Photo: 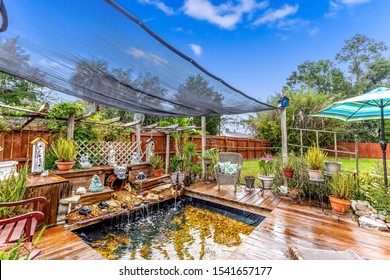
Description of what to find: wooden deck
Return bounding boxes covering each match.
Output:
[34,182,390,260]
[228,199,390,260]
[185,181,282,212]
[37,225,105,260]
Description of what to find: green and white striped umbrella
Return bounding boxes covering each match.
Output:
[312,87,390,190]
[312,87,390,121]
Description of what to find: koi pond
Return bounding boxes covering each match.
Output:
[75,196,265,260]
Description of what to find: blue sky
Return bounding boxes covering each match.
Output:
[124,0,390,103]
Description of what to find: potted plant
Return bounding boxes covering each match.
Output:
[283,153,297,178]
[150,154,164,177]
[328,172,356,214]
[305,147,327,180]
[51,137,77,171]
[170,155,180,173]
[325,160,342,175]
[258,156,275,190]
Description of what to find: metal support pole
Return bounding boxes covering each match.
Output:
[380,102,388,190]
[201,116,206,179]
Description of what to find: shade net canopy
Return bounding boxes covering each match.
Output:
[0,0,274,117]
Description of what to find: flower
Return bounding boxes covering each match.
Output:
[258,156,275,176]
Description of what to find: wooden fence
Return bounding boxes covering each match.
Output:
[0,129,272,167]
[336,142,390,159]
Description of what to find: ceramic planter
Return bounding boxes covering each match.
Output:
[329,196,352,214]
[258,174,275,190]
[308,169,322,180]
[325,161,341,174]
[0,160,18,180]
[55,161,75,171]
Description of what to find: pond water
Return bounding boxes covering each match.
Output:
[75,197,265,260]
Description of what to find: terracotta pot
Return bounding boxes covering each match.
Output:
[283,168,294,178]
[308,169,322,180]
[153,169,163,177]
[329,196,352,214]
[55,161,75,171]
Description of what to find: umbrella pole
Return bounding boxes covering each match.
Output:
[380,102,388,191]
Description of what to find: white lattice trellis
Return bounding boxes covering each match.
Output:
[75,140,143,166]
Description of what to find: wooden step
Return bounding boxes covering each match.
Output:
[130,174,171,190]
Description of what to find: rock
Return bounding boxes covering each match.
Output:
[356,204,368,212]
[133,202,141,207]
[372,209,378,214]
[358,216,388,231]
[387,223,390,229]
[378,214,386,221]
[351,200,358,211]
[121,203,128,209]
[75,187,87,195]
[370,214,378,219]
[146,193,159,202]
[378,211,386,216]
[362,201,371,207]
[375,219,386,225]
[141,190,149,197]
[355,211,367,217]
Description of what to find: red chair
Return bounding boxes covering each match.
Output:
[0,197,47,259]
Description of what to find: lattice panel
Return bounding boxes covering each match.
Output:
[75,140,140,166]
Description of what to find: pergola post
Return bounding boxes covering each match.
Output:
[201,116,206,179]
[136,123,141,155]
[67,113,75,139]
[281,107,288,189]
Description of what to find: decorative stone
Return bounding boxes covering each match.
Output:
[133,202,141,207]
[355,211,368,217]
[114,164,127,180]
[356,204,368,212]
[362,201,371,207]
[97,201,109,209]
[378,214,386,221]
[75,187,87,195]
[79,154,92,169]
[387,223,390,229]
[78,206,91,216]
[351,200,357,211]
[146,193,159,202]
[375,219,386,225]
[141,190,149,197]
[89,174,104,192]
[372,209,378,214]
[358,216,388,231]
[121,203,128,209]
[370,214,378,219]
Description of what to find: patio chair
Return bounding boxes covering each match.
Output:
[288,243,362,260]
[0,197,47,259]
[214,152,243,192]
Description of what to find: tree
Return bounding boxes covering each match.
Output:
[363,58,390,90]
[175,75,223,134]
[335,34,388,94]
[248,90,343,153]
[284,59,351,98]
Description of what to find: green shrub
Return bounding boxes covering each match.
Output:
[305,147,327,170]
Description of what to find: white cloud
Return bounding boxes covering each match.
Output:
[127,47,168,66]
[253,4,299,26]
[189,44,202,56]
[182,0,269,30]
[138,0,175,16]
[340,0,370,5]
[325,0,370,17]
[309,27,320,37]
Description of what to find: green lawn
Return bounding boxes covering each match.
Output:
[241,157,382,184]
